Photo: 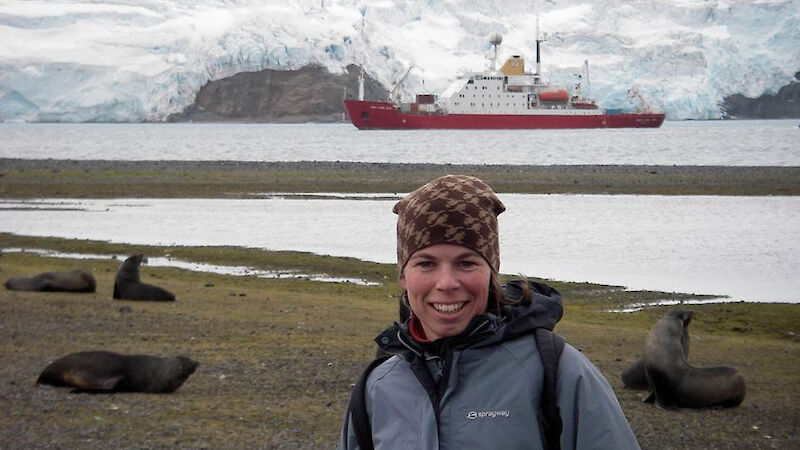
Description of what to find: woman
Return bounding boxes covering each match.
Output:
[340,174,640,449]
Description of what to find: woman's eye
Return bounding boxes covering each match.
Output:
[417,261,434,268]
[459,260,478,268]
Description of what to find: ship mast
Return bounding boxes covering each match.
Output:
[534,13,546,85]
[584,59,590,98]
[489,32,503,71]
[358,69,365,101]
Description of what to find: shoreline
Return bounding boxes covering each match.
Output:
[2,232,796,305]
[2,158,800,197]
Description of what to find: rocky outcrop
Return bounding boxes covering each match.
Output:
[169,65,388,123]
[722,71,800,119]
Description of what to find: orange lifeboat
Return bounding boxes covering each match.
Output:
[539,89,569,102]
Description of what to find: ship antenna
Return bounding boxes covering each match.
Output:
[489,32,503,71]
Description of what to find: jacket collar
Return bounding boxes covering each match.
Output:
[375,312,500,360]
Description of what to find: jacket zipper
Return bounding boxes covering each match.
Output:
[396,318,496,439]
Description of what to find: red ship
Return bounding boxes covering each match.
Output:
[343,33,664,130]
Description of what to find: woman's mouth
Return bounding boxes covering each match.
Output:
[432,302,466,314]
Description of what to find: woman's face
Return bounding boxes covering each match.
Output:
[400,243,491,340]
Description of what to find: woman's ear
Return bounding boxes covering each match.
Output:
[399,276,407,290]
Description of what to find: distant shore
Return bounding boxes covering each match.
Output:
[2,158,799,198]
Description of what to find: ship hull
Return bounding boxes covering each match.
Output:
[344,100,665,129]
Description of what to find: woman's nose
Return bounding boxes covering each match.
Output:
[434,265,460,291]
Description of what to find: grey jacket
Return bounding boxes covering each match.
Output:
[339,286,640,450]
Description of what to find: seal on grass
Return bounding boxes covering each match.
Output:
[37,351,198,393]
[621,312,691,390]
[620,359,650,390]
[643,310,745,409]
[113,253,175,301]
[4,269,97,292]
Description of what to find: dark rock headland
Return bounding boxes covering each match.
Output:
[722,71,800,119]
[167,65,388,123]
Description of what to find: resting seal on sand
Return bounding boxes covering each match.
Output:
[4,269,97,292]
[37,351,198,393]
[643,310,746,409]
[113,253,175,301]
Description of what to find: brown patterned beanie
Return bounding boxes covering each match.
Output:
[393,174,506,273]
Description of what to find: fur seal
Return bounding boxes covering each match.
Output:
[113,253,175,301]
[4,269,96,292]
[37,351,198,393]
[622,312,691,390]
[643,309,746,409]
[620,359,650,390]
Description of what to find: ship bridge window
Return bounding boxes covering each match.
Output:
[467,79,474,84]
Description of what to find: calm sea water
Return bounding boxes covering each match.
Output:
[1,195,798,303]
[1,120,799,165]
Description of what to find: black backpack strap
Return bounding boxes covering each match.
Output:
[534,328,566,450]
[346,355,392,450]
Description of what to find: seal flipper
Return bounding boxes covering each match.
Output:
[68,374,124,393]
[61,369,124,392]
[645,366,680,410]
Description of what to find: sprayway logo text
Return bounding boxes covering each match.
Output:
[466,410,511,420]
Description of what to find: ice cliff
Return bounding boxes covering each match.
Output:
[0,0,798,122]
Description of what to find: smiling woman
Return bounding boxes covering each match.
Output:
[400,244,492,342]
[393,173,503,342]
[401,244,491,341]
[338,174,642,450]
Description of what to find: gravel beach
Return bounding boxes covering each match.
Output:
[2,158,800,197]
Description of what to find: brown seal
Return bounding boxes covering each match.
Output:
[620,359,650,390]
[113,253,175,301]
[4,269,96,292]
[37,351,198,393]
[643,310,746,409]
[622,311,691,390]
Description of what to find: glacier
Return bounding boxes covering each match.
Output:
[0,0,798,123]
